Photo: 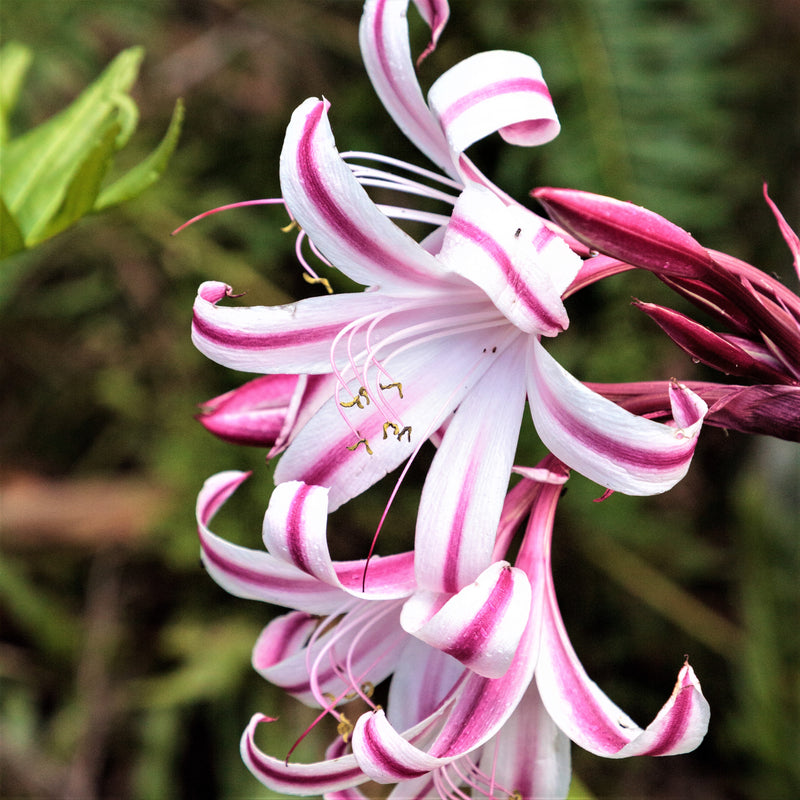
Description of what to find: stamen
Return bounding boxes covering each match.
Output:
[378,204,452,227]
[379,381,404,399]
[361,326,521,591]
[336,712,353,743]
[396,426,412,442]
[340,387,371,409]
[285,601,384,762]
[448,751,517,800]
[353,170,459,205]
[434,765,471,800]
[346,437,373,455]
[382,422,400,439]
[302,272,333,294]
[294,228,336,288]
[341,150,463,191]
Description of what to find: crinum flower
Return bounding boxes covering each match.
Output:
[196,462,710,799]
[192,9,708,596]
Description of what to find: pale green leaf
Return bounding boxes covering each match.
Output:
[0,195,25,259]
[96,98,184,211]
[0,41,33,144]
[0,47,144,238]
[32,120,121,245]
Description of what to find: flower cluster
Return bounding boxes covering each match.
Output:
[187,1,798,797]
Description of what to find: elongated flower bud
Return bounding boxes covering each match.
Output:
[532,187,715,278]
[198,374,303,448]
[198,373,333,456]
[634,300,791,384]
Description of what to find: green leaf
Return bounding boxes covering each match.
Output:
[0,41,33,144]
[33,120,121,245]
[0,195,25,259]
[96,98,185,211]
[0,47,144,241]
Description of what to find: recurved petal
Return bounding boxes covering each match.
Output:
[438,184,579,335]
[192,281,395,374]
[262,481,339,584]
[253,601,408,707]
[263,480,417,599]
[250,610,319,679]
[280,98,453,291]
[359,0,454,174]
[527,338,707,495]
[196,472,347,613]
[535,541,710,757]
[352,580,542,783]
[400,561,531,678]
[242,714,367,795]
[477,683,572,800]
[429,51,559,155]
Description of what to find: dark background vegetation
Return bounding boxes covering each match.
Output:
[1,1,798,798]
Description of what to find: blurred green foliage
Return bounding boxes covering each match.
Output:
[0,1,798,799]
[0,42,183,259]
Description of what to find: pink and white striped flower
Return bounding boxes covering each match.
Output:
[193,106,707,598]
[197,464,710,799]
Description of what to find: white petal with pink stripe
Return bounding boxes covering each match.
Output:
[429,50,560,155]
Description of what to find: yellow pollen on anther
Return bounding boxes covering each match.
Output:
[379,381,404,399]
[396,426,411,443]
[382,421,400,439]
[347,437,373,455]
[281,220,298,233]
[302,273,333,294]
[322,692,337,704]
[361,682,375,698]
[337,713,354,744]
[509,792,523,800]
[340,386,370,409]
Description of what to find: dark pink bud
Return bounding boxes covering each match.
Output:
[706,384,800,442]
[532,187,715,278]
[634,300,791,384]
[198,374,303,449]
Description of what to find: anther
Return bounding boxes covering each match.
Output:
[281,220,298,233]
[382,421,400,439]
[302,272,333,294]
[510,792,523,800]
[347,437,373,455]
[337,713,354,744]
[396,426,412,442]
[340,386,370,409]
[361,682,375,698]
[379,381,404,399]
